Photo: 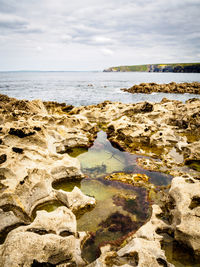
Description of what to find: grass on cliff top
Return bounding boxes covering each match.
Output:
[108,63,200,72]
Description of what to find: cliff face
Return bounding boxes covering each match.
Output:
[149,63,200,73]
[103,63,200,73]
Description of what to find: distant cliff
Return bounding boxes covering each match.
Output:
[103,63,200,73]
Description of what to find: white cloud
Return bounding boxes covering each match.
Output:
[61,34,72,42]
[101,48,114,56]
[36,46,42,52]
[92,36,113,45]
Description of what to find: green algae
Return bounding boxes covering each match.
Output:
[66,147,88,158]
[31,200,62,219]
[53,179,81,192]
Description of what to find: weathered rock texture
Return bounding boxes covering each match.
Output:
[169,177,200,255]
[0,94,97,266]
[0,93,200,266]
[0,207,86,266]
[122,82,200,94]
[70,98,200,177]
[0,94,97,219]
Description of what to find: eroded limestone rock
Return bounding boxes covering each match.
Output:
[169,177,200,255]
[56,186,96,215]
[0,94,200,266]
[122,82,200,95]
[0,207,85,266]
[0,94,98,221]
[0,94,99,266]
[104,98,200,177]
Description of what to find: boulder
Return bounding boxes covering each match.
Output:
[56,187,96,214]
[0,207,85,266]
[169,177,200,255]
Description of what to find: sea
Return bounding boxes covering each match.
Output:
[0,71,200,106]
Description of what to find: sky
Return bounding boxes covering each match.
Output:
[0,0,200,71]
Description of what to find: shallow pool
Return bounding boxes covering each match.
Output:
[53,131,172,262]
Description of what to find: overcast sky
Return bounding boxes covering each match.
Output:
[0,0,199,71]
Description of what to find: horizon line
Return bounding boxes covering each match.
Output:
[0,70,102,72]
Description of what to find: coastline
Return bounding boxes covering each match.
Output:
[103,63,200,73]
[0,93,200,266]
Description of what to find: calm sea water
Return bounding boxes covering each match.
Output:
[0,71,200,106]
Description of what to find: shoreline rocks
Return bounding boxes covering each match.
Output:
[0,93,200,266]
[121,82,200,95]
[0,207,86,266]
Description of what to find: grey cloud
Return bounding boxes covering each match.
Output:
[0,13,44,35]
[58,0,200,51]
[0,0,17,13]
[0,13,28,29]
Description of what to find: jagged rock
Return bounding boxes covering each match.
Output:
[122,82,200,94]
[0,94,200,266]
[43,100,74,114]
[169,177,200,255]
[56,187,96,214]
[105,98,200,176]
[0,207,85,266]
[0,152,82,218]
[29,206,77,235]
[69,101,129,124]
[0,209,26,235]
[115,205,173,267]
[0,94,98,266]
[0,154,7,164]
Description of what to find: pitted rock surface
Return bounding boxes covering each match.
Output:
[0,94,200,266]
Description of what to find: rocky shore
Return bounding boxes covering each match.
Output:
[0,93,200,266]
[121,82,200,95]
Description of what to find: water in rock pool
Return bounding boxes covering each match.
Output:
[68,131,171,185]
[53,131,172,262]
[31,200,63,220]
